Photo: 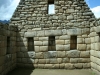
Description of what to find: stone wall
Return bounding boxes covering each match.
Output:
[0,23,17,75]
[9,0,95,69]
[90,18,100,75]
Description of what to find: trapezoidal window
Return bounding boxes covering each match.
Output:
[70,36,77,50]
[7,37,10,54]
[48,0,55,14]
[48,36,56,51]
[28,37,34,51]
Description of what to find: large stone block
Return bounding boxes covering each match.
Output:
[74,63,83,69]
[34,46,40,52]
[37,31,45,37]
[35,52,44,59]
[77,44,87,51]
[56,45,64,51]
[57,58,62,64]
[65,63,74,69]
[63,45,70,51]
[44,51,57,58]
[56,40,65,45]
[70,58,79,63]
[77,38,84,44]
[83,63,90,69]
[39,37,48,41]
[95,43,100,50]
[57,51,66,58]
[85,38,91,44]
[79,58,90,63]
[38,59,46,64]
[67,50,80,58]
[50,58,58,64]
[94,36,99,42]
[45,30,62,36]
[65,40,70,44]
[80,51,90,58]
[43,41,48,46]
[40,46,48,52]
[0,56,4,66]
[67,29,81,35]
[63,58,70,63]
[59,35,70,40]
[24,31,36,37]
[34,41,43,46]
[24,51,35,58]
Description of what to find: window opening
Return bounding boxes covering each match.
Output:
[70,36,77,49]
[28,37,34,51]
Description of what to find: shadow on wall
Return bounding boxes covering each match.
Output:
[7,68,34,75]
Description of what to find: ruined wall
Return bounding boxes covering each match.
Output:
[0,23,17,75]
[90,18,100,75]
[9,0,95,69]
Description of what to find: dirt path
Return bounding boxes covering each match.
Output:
[7,68,95,75]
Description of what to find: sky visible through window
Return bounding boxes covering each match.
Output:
[49,4,55,14]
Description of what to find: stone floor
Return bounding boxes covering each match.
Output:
[7,68,96,75]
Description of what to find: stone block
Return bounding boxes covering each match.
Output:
[85,38,91,44]
[44,64,53,69]
[79,58,90,63]
[17,52,24,58]
[65,63,74,69]
[38,59,46,64]
[67,9,74,13]
[50,58,58,64]
[67,50,80,58]
[46,51,57,58]
[63,58,69,63]
[34,59,38,64]
[37,31,45,37]
[56,45,64,51]
[22,58,27,63]
[43,41,48,46]
[77,38,84,44]
[62,29,67,35]
[77,44,87,51]
[59,35,70,40]
[63,45,70,51]
[0,48,6,56]
[35,52,44,59]
[74,63,83,69]
[40,46,48,52]
[65,40,70,44]
[70,58,79,63]
[34,41,42,46]
[57,51,66,58]
[83,63,90,68]
[59,63,65,69]
[56,40,65,45]
[0,56,4,66]
[80,51,90,58]
[95,36,99,42]
[24,51,35,58]
[67,15,74,20]
[57,58,62,64]
[45,30,62,36]
[20,47,28,52]
[34,46,40,52]
[39,37,48,41]
[87,44,91,50]
[94,26,100,33]
[38,64,44,68]
[67,28,81,35]
[34,37,39,41]
[95,43,100,50]
[24,31,36,37]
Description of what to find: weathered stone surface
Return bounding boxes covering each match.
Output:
[56,45,64,51]
[63,45,70,51]
[39,37,48,41]
[35,52,44,58]
[65,63,74,69]
[85,38,91,44]
[38,59,46,64]
[57,58,63,64]
[24,31,36,37]
[34,46,40,52]
[67,29,81,35]
[37,31,45,37]
[56,40,65,45]
[77,44,87,51]
[34,41,43,46]
[40,46,48,52]
[80,51,90,58]
[77,38,84,44]
[50,58,58,64]
[45,30,62,36]
[74,63,83,69]
[67,50,80,58]
[57,51,66,58]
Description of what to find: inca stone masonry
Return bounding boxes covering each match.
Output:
[0,0,100,75]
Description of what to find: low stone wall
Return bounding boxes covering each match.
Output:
[17,28,91,69]
[0,23,17,75]
[90,18,100,75]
